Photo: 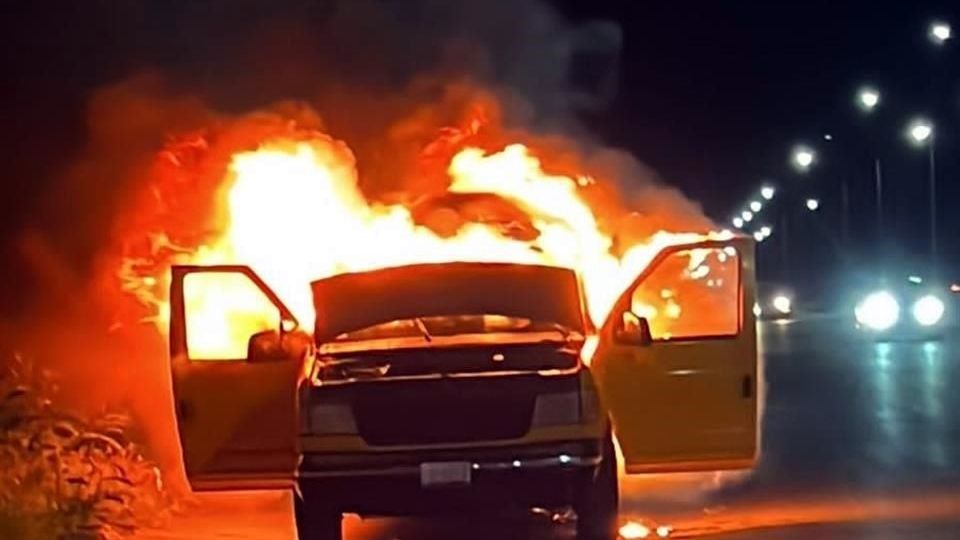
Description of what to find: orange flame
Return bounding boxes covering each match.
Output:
[115,116,729,359]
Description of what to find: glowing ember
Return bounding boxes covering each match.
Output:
[618,520,671,539]
[116,113,731,359]
[619,521,651,539]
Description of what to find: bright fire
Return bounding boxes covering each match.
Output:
[116,117,733,358]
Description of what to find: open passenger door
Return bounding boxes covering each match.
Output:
[169,265,308,491]
[591,237,758,474]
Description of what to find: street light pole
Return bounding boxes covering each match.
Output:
[929,133,937,267]
[841,176,850,245]
[780,212,790,281]
[908,118,937,269]
[874,158,883,247]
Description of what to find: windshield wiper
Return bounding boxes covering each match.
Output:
[545,323,586,344]
[413,318,433,342]
[318,357,391,379]
[548,322,571,339]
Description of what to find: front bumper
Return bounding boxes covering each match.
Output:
[297,440,601,516]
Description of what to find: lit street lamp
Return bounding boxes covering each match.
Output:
[792,146,816,171]
[750,200,763,212]
[759,225,772,238]
[741,210,754,222]
[909,119,933,143]
[930,21,952,44]
[753,231,765,242]
[806,198,820,211]
[857,86,880,111]
[732,216,744,229]
[761,186,775,200]
[907,118,938,266]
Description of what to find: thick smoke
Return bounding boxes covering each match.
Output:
[31,0,709,281]
[7,0,714,498]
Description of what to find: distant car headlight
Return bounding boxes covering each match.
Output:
[772,294,792,314]
[855,291,900,331]
[912,295,945,326]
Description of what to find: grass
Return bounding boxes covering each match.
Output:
[0,353,170,539]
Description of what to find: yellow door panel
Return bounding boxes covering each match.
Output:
[592,238,758,473]
[169,266,304,491]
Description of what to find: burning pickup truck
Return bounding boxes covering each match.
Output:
[167,237,758,540]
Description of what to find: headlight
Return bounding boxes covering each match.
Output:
[912,295,945,326]
[855,291,900,331]
[772,294,792,314]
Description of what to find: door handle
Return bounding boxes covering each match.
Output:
[741,375,753,399]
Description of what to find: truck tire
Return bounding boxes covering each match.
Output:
[575,434,619,540]
[294,491,342,540]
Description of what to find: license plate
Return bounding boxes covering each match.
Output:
[420,462,471,488]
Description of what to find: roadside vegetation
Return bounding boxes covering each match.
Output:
[0,353,170,539]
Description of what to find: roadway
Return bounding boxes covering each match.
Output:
[141,316,960,539]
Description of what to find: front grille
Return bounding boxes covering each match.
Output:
[353,378,536,445]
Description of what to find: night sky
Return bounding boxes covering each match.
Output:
[1,0,959,312]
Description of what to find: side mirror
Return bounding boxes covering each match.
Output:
[247,329,313,363]
[247,330,288,363]
[614,310,653,346]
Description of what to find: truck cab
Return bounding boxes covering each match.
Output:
[167,237,758,539]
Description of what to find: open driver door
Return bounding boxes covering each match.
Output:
[169,265,308,491]
[591,237,758,474]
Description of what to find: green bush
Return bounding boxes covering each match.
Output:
[0,354,170,539]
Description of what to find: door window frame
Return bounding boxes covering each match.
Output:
[169,265,299,361]
[612,240,745,344]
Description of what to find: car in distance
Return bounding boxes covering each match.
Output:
[755,281,795,321]
[852,274,950,341]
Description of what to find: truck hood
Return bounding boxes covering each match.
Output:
[310,262,586,343]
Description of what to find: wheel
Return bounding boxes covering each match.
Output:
[294,489,342,540]
[575,434,619,540]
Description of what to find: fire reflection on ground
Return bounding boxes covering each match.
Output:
[136,487,960,539]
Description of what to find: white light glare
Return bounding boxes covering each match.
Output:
[930,22,952,43]
[912,295,945,326]
[855,291,900,331]
[759,225,772,237]
[732,216,744,228]
[772,294,792,314]
[741,210,754,222]
[909,119,933,143]
[792,146,815,170]
[753,231,765,242]
[761,186,775,200]
[750,200,763,212]
[858,87,880,110]
[806,198,820,211]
